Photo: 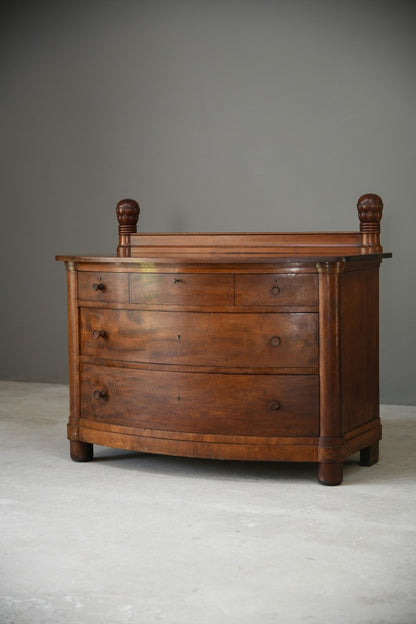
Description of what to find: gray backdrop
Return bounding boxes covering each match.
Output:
[1,1,415,404]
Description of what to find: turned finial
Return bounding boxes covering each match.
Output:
[116,198,140,257]
[357,193,383,253]
[116,198,140,233]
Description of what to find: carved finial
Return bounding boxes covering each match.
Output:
[357,193,383,252]
[116,199,140,257]
[357,193,383,227]
[116,198,140,234]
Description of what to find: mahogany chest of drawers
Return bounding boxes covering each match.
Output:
[57,193,391,485]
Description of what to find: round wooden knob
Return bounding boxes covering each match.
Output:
[270,336,281,347]
[92,283,105,291]
[92,329,106,339]
[270,285,280,296]
[94,389,107,400]
[270,401,281,411]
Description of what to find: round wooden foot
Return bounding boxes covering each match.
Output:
[360,441,379,466]
[70,440,93,462]
[318,462,343,486]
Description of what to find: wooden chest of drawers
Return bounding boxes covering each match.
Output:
[57,194,391,485]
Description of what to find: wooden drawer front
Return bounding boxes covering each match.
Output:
[130,273,233,306]
[80,309,318,368]
[235,274,318,306]
[78,272,129,303]
[80,364,319,437]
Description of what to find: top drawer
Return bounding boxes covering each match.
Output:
[235,274,318,306]
[130,273,234,306]
[78,272,129,303]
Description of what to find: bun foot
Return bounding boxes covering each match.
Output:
[318,461,343,486]
[360,441,379,466]
[70,440,93,462]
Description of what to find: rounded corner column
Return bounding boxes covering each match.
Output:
[316,260,345,486]
[318,461,343,486]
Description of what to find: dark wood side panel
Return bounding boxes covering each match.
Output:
[341,265,380,432]
[80,364,319,437]
[79,309,318,368]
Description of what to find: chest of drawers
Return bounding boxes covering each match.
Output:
[57,193,391,485]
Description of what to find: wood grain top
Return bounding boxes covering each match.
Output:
[56,248,392,265]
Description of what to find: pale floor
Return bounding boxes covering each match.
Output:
[0,381,415,624]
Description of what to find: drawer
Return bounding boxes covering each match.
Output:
[80,364,319,437]
[235,274,318,306]
[80,308,318,368]
[78,272,129,303]
[130,273,233,306]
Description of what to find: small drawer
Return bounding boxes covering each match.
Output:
[78,272,129,303]
[130,273,233,306]
[80,364,319,437]
[235,274,318,306]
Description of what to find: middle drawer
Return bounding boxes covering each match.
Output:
[130,273,234,306]
[80,308,318,368]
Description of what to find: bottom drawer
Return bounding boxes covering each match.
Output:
[80,364,319,437]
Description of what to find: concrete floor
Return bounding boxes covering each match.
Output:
[0,381,415,624]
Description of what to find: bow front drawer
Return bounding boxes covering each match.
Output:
[130,273,233,306]
[79,308,318,368]
[235,274,318,306]
[78,272,129,303]
[80,364,319,437]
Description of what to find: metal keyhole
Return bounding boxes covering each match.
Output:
[94,389,107,400]
[270,336,281,347]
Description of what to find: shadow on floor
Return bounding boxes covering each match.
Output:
[86,446,369,485]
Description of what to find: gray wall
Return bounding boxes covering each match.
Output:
[1,1,415,404]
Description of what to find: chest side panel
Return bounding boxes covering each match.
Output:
[341,265,380,432]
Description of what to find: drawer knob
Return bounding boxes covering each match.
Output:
[92,283,105,291]
[94,389,107,400]
[270,401,281,412]
[270,336,281,347]
[173,278,183,284]
[92,329,106,339]
[270,285,280,296]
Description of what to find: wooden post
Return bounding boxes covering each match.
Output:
[357,193,383,253]
[66,261,93,461]
[317,260,344,485]
[116,199,140,257]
